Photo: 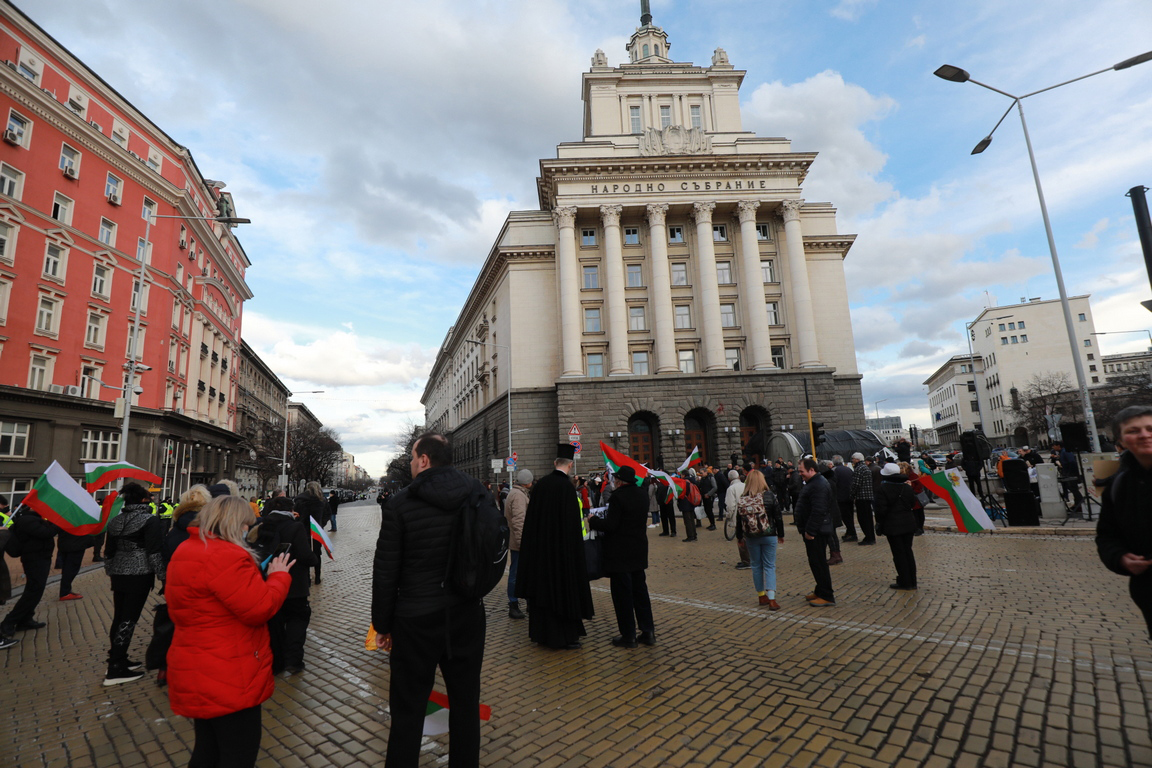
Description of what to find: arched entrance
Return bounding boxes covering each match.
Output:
[740,405,771,464]
[1013,426,1029,448]
[683,408,715,466]
[628,412,659,466]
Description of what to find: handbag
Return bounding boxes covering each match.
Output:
[915,490,929,507]
[584,536,604,581]
[737,494,774,537]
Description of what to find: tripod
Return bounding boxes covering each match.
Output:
[1059,451,1097,524]
[966,462,1007,526]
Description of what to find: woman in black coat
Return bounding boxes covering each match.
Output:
[587,466,655,649]
[294,482,328,585]
[873,463,918,590]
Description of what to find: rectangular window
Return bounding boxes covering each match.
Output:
[146,147,162,173]
[668,226,684,244]
[98,218,116,246]
[6,111,29,146]
[105,173,122,199]
[81,366,100,398]
[678,350,696,374]
[756,223,772,241]
[0,164,22,198]
[1008,322,1016,330]
[1089,364,1097,372]
[142,197,156,222]
[85,312,104,347]
[716,261,732,284]
[1092,375,1100,383]
[92,264,109,296]
[626,263,643,287]
[81,429,121,462]
[131,280,149,312]
[674,305,692,329]
[0,222,11,260]
[1087,353,1094,360]
[629,105,642,134]
[1020,334,1028,343]
[51,193,73,224]
[671,262,688,286]
[1078,313,1087,322]
[1084,338,1092,347]
[1018,320,1026,329]
[713,224,727,242]
[584,307,601,333]
[28,354,49,389]
[44,244,64,279]
[60,144,80,175]
[628,305,646,331]
[720,303,737,327]
[631,351,649,375]
[971,401,980,412]
[0,422,29,457]
[111,122,128,148]
[35,297,57,333]
[1001,337,1008,345]
[137,238,152,264]
[581,228,596,246]
[16,62,36,82]
[761,260,775,283]
[766,301,780,325]
[582,265,599,289]
[587,353,604,378]
[725,348,740,370]
[624,227,639,245]
[659,105,671,129]
[126,326,145,360]
[998,323,1006,331]
[1011,336,1018,344]
[690,105,702,129]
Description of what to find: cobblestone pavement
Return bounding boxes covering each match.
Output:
[2,500,1150,767]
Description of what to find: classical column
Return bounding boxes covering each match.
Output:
[600,204,630,375]
[736,201,775,369]
[646,203,677,373]
[780,199,821,367]
[553,206,584,377]
[692,201,727,372]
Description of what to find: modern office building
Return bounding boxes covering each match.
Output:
[923,354,983,450]
[422,8,865,481]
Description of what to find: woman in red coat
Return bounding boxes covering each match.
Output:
[166,495,294,768]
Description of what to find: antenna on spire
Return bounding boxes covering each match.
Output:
[640,0,652,26]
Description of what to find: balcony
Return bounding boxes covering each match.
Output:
[219,392,226,404]
[211,351,219,366]
[209,387,216,398]
[200,343,209,358]
[221,357,228,371]
[197,380,206,392]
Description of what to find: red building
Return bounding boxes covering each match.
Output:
[0,2,253,502]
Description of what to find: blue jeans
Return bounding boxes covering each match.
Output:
[744,535,778,594]
[507,550,519,604]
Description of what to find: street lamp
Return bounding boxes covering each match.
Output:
[464,338,513,478]
[282,391,324,494]
[933,51,1152,452]
[965,314,1012,436]
[119,214,251,465]
[1091,329,1152,349]
[873,399,888,420]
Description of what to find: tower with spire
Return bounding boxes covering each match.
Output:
[627,0,671,64]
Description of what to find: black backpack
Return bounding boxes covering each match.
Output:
[444,484,509,601]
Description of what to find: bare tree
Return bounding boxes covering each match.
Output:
[1011,371,1081,443]
[384,421,426,489]
[287,423,344,490]
[237,414,286,493]
[1089,369,1152,444]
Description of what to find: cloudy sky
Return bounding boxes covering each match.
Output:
[24,0,1152,473]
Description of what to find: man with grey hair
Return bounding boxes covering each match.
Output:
[850,452,877,545]
[505,469,533,620]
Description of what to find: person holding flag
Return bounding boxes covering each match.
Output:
[0,501,59,643]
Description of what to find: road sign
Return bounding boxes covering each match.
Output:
[568,423,581,438]
[511,451,518,462]
[506,457,516,470]
[571,440,582,459]
[491,459,504,472]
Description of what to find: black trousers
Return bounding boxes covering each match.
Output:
[803,535,834,601]
[108,588,151,669]
[2,555,50,631]
[189,704,262,768]
[386,601,485,768]
[268,597,311,672]
[659,503,676,535]
[702,497,715,526]
[58,550,84,596]
[1130,573,1152,639]
[679,505,697,540]
[887,532,917,588]
[312,541,323,583]
[90,531,106,558]
[853,499,876,541]
[608,570,654,639]
[839,500,857,538]
[825,530,841,555]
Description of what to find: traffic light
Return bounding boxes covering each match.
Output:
[812,422,827,446]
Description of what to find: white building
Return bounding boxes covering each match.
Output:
[422,7,864,480]
[924,354,983,450]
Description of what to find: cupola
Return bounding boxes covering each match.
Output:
[626,0,672,64]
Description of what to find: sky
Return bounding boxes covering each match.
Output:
[22,0,1152,474]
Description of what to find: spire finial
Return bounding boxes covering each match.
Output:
[640,0,652,26]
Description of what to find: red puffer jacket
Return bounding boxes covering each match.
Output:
[166,528,290,719]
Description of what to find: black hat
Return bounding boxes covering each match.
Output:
[616,465,637,483]
[207,483,230,498]
[556,443,576,460]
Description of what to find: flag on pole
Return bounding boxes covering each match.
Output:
[84,461,162,493]
[599,442,648,485]
[919,468,995,533]
[422,689,492,736]
[309,516,334,559]
[23,461,110,535]
[676,446,702,473]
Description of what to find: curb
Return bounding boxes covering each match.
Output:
[923,523,1095,537]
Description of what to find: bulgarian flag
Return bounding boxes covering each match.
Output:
[84,461,162,493]
[423,690,492,736]
[23,461,112,535]
[677,446,702,473]
[600,442,648,486]
[647,469,684,503]
[920,468,995,533]
[309,516,334,559]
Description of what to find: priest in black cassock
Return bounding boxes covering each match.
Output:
[515,444,594,649]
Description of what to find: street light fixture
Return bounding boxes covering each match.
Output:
[282,390,325,494]
[464,338,513,478]
[873,399,888,420]
[933,50,1152,452]
[119,214,251,465]
[965,314,1013,436]
[1091,329,1152,349]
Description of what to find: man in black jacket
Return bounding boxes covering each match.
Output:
[0,506,59,639]
[372,433,490,768]
[258,496,317,674]
[1096,406,1152,637]
[795,458,836,607]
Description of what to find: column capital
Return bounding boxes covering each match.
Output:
[737,200,760,224]
[692,201,716,224]
[646,202,669,226]
[599,204,623,227]
[779,199,804,223]
[553,206,578,230]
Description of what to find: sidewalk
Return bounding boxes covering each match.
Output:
[921,502,1098,536]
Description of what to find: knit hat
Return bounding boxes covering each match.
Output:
[207,483,230,498]
[851,452,864,462]
[880,463,902,477]
[517,469,534,485]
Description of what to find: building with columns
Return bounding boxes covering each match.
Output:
[422,8,865,481]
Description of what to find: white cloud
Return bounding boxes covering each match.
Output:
[829,0,878,22]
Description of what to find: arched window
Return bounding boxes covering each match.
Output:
[643,44,650,58]
[628,414,658,466]
[684,408,715,465]
[654,44,661,56]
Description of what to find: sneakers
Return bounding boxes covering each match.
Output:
[734,562,751,570]
[103,667,145,687]
[60,593,83,601]
[647,524,659,529]
[807,597,836,607]
[126,660,145,671]
[0,637,17,650]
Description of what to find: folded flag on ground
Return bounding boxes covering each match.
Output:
[600,442,648,485]
[423,690,492,736]
[309,516,334,559]
[24,461,112,535]
[919,467,995,533]
[83,461,162,493]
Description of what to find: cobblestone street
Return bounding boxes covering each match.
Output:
[2,500,1150,768]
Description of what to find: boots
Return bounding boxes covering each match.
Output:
[827,552,844,566]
